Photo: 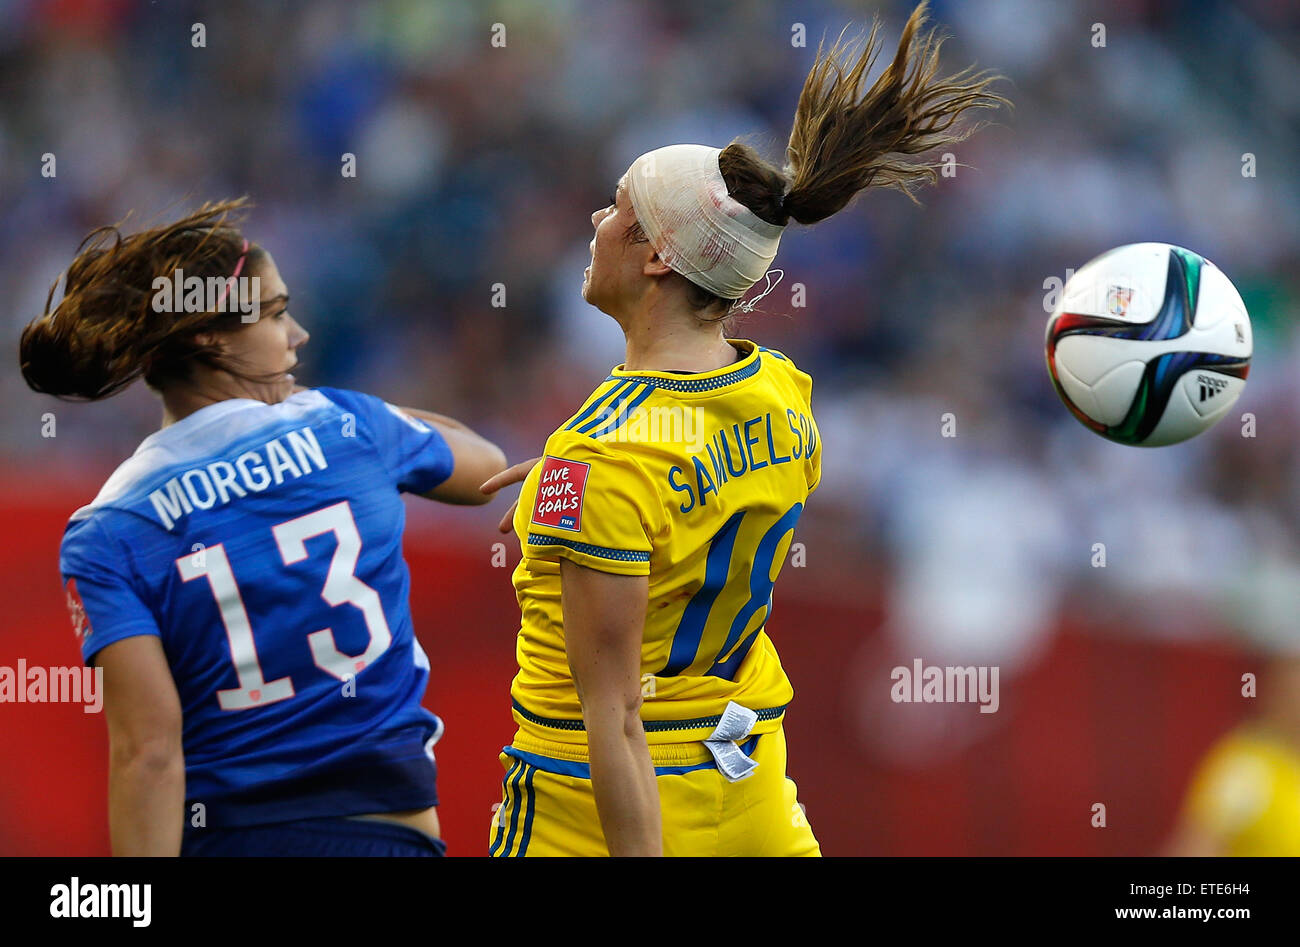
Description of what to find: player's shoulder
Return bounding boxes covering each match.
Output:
[543,423,651,472]
[753,342,814,398]
[535,423,666,526]
[307,385,372,417]
[755,343,793,365]
[529,427,666,543]
[314,386,436,435]
[554,377,635,437]
[60,502,134,572]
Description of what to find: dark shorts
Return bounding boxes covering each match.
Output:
[182,815,446,857]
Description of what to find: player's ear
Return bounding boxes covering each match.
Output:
[643,253,673,278]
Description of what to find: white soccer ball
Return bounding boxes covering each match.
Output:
[1045,242,1252,447]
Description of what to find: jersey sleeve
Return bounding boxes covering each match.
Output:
[60,516,162,665]
[315,387,455,495]
[521,431,659,576]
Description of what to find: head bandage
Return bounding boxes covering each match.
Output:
[626,144,785,307]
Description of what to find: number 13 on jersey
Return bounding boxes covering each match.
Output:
[176,500,393,711]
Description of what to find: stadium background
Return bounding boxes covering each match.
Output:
[2,0,1298,855]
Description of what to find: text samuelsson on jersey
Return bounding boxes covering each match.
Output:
[147,426,327,530]
[667,408,816,513]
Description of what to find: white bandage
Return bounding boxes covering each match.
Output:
[626,144,785,302]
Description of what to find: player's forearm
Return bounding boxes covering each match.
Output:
[108,751,185,856]
[398,405,508,504]
[398,405,478,438]
[585,708,662,856]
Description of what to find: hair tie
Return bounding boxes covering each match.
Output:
[215,238,250,312]
[731,268,784,314]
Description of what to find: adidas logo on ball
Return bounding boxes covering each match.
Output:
[1197,374,1228,403]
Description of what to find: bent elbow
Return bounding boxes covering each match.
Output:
[460,447,508,505]
[477,445,509,497]
[577,686,644,737]
[110,735,183,773]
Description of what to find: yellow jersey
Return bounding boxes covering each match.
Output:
[1182,725,1300,856]
[508,339,820,750]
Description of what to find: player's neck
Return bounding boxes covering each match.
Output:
[620,308,739,374]
[158,377,260,428]
[622,333,739,374]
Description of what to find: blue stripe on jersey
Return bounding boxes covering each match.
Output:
[576,382,646,436]
[574,381,636,434]
[705,501,802,679]
[502,737,762,780]
[708,627,762,680]
[490,760,522,856]
[583,383,655,439]
[758,346,787,360]
[661,511,745,676]
[565,380,632,431]
[503,761,528,856]
[515,765,537,857]
[526,533,650,563]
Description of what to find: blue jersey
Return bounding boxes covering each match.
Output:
[59,388,454,832]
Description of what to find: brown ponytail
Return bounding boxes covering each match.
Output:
[721,0,1009,227]
[19,197,266,400]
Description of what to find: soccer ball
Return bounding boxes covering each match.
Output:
[1045,242,1252,447]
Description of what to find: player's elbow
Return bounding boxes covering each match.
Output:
[462,443,509,504]
[110,733,183,773]
[575,679,644,736]
[423,440,508,505]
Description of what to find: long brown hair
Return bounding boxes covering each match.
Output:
[19,197,267,400]
[634,1,1008,315]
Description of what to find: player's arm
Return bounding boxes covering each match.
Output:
[96,635,185,856]
[396,405,507,506]
[560,558,661,857]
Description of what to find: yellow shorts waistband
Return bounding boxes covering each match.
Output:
[508,697,788,745]
[509,728,719,768]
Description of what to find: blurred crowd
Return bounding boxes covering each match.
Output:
[3,0,1299,671]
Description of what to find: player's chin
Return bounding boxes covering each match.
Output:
[581,277,611,314]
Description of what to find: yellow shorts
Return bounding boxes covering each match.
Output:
[487,725,820,856]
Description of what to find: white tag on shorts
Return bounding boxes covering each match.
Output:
[705,701,759,782]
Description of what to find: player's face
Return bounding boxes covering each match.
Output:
[583,174,650,316]
[217,252,308,403]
